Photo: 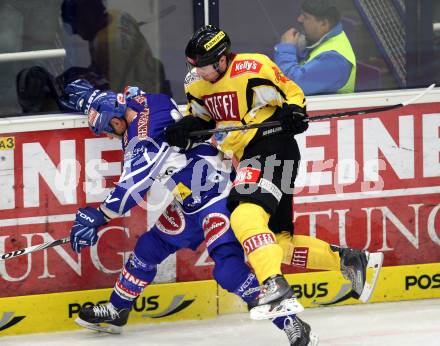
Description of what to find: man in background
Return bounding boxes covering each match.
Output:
[274,0,356,95]
[14,0,172,114]
[61,0,170,94]
[0,0,62,115]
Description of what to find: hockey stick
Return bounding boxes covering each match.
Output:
[188,83,435,137]
[0,237,70,261]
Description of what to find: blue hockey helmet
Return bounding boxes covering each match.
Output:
[87,91,127,135]
[62,79,126,135]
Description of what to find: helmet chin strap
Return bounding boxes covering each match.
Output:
[213,61,222,74]
[212,55,230,80]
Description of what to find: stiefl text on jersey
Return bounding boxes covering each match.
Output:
[203,92,239,121]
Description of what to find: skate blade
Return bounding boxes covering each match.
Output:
[309,332,319,346]
[250,297,304,320]
[75,317,123,334]
[359,252,384,303]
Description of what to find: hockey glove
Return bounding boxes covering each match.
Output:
[59,79,95,112]
[61,79,127,135]
[165,116,215,150]
[16,66,63,113]
[70,207,108,253]
[278,104,309,135]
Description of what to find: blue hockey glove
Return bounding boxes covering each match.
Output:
[70,207,108,253]
[61,79,127,135]
[59,79,95,112]
[278,104,309,135]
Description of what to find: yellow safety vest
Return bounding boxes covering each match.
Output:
[302,31,356,93]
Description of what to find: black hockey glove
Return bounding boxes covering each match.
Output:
[165,116,215,150]
[278,104,309,135]
[16,66,63,113]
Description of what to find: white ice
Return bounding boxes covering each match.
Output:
[1,298,439,346]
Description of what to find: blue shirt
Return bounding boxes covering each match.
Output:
[274,23,352,95]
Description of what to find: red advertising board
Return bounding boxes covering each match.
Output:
[0,128,147,297]
[176,103,440,280]
[1,101,440,289]
[292,103,440,266]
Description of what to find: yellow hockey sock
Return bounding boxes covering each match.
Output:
[230,203,283,283]
[276,232,341,271]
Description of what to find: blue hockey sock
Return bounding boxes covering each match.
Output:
[110,228,179,309]
[110,252,157,309]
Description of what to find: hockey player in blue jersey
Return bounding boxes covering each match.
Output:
[62,79,318,346]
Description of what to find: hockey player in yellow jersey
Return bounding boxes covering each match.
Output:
[165,25,383,345]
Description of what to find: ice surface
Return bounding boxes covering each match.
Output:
[1,299,439,346]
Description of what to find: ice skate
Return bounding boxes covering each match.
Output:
[75,302,130,334]
[333,246,384,303]
[284,316,319,346]
[248,274,304,320]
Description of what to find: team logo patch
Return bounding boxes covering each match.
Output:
[232,167,261,187]
[271,66,290,83]
[203,213,230,247]
[156,202,185,235]
[173,182,192,202]
[242,233,276,255]
[291,247,309,267]
[230,60,262,78]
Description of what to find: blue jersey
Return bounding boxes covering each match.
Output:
[99,88,232,219]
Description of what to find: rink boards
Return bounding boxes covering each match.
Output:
[0,262,439,336]
[1,88,440,336]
